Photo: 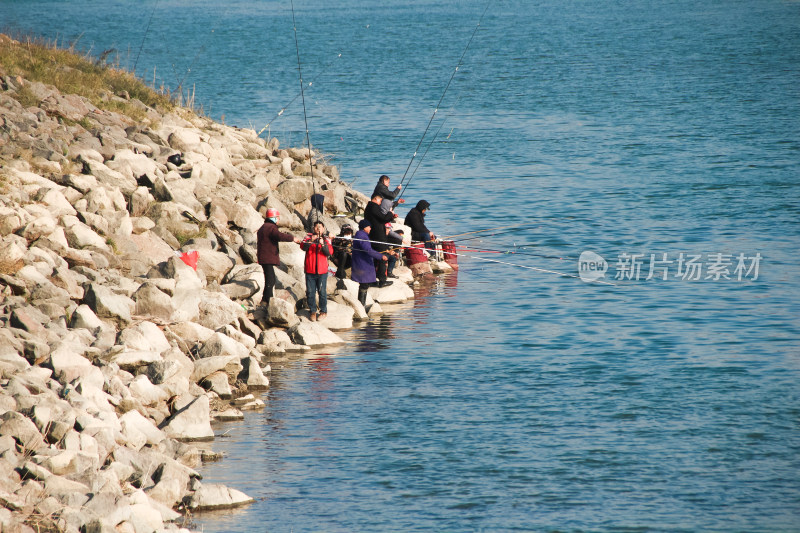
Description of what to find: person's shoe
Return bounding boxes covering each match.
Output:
[318,312,327,320]
[378,280,393,288]
[387,273,398,278]
[310,312,317,322]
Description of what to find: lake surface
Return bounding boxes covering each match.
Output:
[3,0,799,530]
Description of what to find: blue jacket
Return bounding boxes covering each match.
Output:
[351,230,384,284]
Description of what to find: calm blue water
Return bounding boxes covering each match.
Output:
[3,0,800,530]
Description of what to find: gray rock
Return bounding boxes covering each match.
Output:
[187,483,254,511]
[197,291,245,331]
[131,282,175,321]
[197,332,249,360]
[69,304,105,331]
[195,249,235,284]
[191,355,240,383]
[83,284,133,324]
[220,279,259,300]
[0,411,44,452]
[199,371,232,399]
[239,356,269,390]
[267,296,299,327]
[288,322,346,347]
[159,395,214,442]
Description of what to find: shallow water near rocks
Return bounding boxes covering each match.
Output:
[4,0,799,530]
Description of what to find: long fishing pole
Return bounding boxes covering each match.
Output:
[133,0,160,72]
[397,0,491,190]
[346,236,613,286]
[401,95,462,196]
[290,0,318,225]
[441,222,535,241]
[257,52,342,137]
[454,243,571,261]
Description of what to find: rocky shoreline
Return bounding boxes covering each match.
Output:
[0,41,453,532]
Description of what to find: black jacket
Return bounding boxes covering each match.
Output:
[364,201,394,252]
[404,200,431,241]
[372,182,401,201]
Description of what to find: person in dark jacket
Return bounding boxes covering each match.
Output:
[256,208,300,307]
[371,174,405,204]
[300,221,334,321]
[351,219,388,306]
[331,225,354,279]
[404,199,435,255]
[364,194,396,287]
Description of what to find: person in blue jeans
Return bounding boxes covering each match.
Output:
[300,221,333,321]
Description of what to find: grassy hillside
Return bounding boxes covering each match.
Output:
[0,33,174,120]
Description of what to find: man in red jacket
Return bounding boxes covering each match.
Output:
[257,208,300,308]
[300,220,334,321]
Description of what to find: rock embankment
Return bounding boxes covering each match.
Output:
[0,56,453,531]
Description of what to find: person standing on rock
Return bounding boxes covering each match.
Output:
[404,199,436,256]
[301,221,333,322]
[352,219,388,307]
[364,193,396,287]
[332,225,354,280]
[257,208,300,308]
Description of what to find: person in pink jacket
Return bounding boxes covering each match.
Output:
[300,220,334,321]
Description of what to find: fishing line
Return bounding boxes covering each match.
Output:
[400,95,464,198]
[290,0,319,225]
[257,52,343,137]
[442,222,535,241]
[345,236,613,286]
[133,0,160,72]
[397,0,492,189]
[455,243,570,261]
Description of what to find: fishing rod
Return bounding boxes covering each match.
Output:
[344,236,613,286]
[454,243,571,262]
[441,222,536,241]
[401,95,462,196]
[257,52,343,137]
[290,0,319,225]
[452,226,542,243]
[397,0,492,193]
[133,0,160,72]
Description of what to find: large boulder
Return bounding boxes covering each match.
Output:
[106,149,159,182]
[197,291,245,330]
[195,249,235,284]
[187,483,254,511]
[368,281,415,304]
[266,297,299,327]
[238,357,269,390]
[132,282,175,321]
[316,300,355,330]
[288,322,345,347]
[159,395,214,442]
[83,284,134,324]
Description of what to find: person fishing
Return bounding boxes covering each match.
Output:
[351,219,389,307]
[300,220,333,321]
[364,193,396,287]
[372,174,405,205]
[386,228,404,278]
[331,225,354,280]
[404,199,436,255]
[257,208,301,308]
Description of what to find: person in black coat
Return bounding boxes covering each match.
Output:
[372,174,403,203]
[404,199,435,254]
[364,194,396,286]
